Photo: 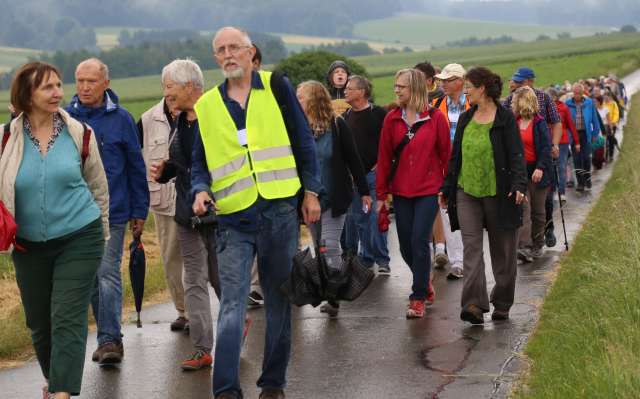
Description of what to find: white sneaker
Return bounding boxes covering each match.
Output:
[559,194,567,205]
[447,265,463,280]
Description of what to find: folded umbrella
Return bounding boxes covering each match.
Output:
[128,238,146,328]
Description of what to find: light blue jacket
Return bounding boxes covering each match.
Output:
[565,96,601,143]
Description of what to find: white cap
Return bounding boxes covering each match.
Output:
[434,63,466,80]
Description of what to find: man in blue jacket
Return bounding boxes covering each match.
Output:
[66,58,150,366]
[565,83,601,192]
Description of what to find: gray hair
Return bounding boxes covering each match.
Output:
[161,59,204,90]
[77,57,109,80]
[212,26,252,49]
[347,75,372,99]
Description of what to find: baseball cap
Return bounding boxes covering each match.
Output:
[511,67,535,83]
[434,63,466,80]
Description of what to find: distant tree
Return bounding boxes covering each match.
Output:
[536,34,552,41]
[402,46,414,53]
[382,47,400,54]
[446,35,516,48]
[557,32,572,39]
[303,41,377,57]
[620,25,637,33]
[274,50,369,87]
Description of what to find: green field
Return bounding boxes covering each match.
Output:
[1,33,639,122]
[0,47,42,74]
[354,13,607,47]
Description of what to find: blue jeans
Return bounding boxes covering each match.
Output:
[392,195,439,300]
[91,223,125,345]
[213,199,299,398]
[573,130,592,187]
[342,170,390,267]
[558,144,570,195]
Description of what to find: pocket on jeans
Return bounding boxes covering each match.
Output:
[275,200,296,216]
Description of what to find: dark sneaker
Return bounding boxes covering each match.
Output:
[377,264,391,275]
[545,228,557,248]
[585,179,592,191]
[181,349,212,371]
[97,342,123,365]
[517,248,533,263]
[460,304,484,325]
[247,290,264,308]
[434,252,449,269]
[447,265,463,280]
[259,387,285,399]
[170,316,189,331]
[530,246,544,258]
[91,347,100,362]
[491,309,510,321]
[319,301,340,317]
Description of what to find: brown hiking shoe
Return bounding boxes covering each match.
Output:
[460,304,485,325]
[96,342,124,365]
[491,308,510,321]
[259,388,285,399]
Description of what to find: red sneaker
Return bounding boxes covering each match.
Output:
[181,350,212,371]
[242,315,252,348]
[426,280,436,305]
[406,299,425,319]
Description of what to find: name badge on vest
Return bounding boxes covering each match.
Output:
[237,128,248,146]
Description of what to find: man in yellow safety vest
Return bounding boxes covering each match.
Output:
[191,26,322,399]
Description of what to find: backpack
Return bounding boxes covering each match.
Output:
[2,121,91,167]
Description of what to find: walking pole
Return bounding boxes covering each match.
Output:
[553,160,569,251]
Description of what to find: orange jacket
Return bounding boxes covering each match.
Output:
[431,95,471,125]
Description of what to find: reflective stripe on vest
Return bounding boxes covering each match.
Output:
[194,70,301,215]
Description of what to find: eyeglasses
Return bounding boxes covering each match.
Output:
[442,78,461,84]
[214,44,250,57]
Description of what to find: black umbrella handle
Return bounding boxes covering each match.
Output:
[137,312,142,328]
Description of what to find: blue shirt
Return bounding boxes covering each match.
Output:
[15,126,101,241]
[447,94,466,142]
[191,71,321,232]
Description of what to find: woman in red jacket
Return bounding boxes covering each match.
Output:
[547,88,580,203]
[376,68,451,318]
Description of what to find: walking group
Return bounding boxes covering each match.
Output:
[0,25,628,399]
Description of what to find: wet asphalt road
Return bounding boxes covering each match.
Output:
[1,71,639,399]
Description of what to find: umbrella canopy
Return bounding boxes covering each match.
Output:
[128,238,146,328]
[280,246,374,307]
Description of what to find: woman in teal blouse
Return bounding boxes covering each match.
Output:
[0,62,109,399]
[439,67,527,325]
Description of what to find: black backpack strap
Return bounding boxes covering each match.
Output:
[387,108,436,184]
[270,70,296,136]
[2,122,10,155]
[433,96,445,111]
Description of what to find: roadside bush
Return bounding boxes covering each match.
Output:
[274,50,369,87]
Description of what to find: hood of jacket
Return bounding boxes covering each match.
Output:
[68,88,121,118]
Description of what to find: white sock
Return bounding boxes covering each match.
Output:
[435,243,446,254]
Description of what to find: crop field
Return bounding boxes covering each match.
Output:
[1,33,639,122]
[273,33,429,53]
[0,47,42,74]
[354,13,607,47]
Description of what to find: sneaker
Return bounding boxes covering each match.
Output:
[377,264,391,275]
[585,179,592,191]
[460,304,484,325]
[530,246,544,258]
[491,309,510,321]
[91,347,100,362]
[447,265,463,280]
[426,281,436,305]
[259,387,286,399]
[517,248,533,263]
[434,252,449,269]
[170,316,189,331]
[545,228,557,248]
[242,315,252,347]
[181,350,212,371]
[406,299,425,319]
[247,291,264,308]
[96,342,123,365]
[319,301,340,317]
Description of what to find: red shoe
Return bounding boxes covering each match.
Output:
[181,350,212,370]
[406,299,425,319]
[242,315,252,348]
[426,280,436,305]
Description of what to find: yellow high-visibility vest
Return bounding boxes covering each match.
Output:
[194,70,301,215]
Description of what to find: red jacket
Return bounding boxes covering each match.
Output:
[376,107,451,199]
[556,100,578,145]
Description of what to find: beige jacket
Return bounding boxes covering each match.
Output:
[140,100,177,216]
[0,108,110,242]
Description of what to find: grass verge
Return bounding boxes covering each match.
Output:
[514,96,640,398]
